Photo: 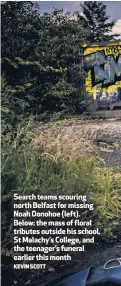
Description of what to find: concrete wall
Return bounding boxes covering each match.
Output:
[83,41,121,111]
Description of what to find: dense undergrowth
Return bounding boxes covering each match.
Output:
[2,118,121,255]
[1,2,121,256]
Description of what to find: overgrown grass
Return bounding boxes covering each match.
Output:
[1,120,121,254]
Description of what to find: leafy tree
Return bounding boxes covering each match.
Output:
[35,9,88,114]
[1,4,88,117]
[79,1,119,42]
[1,1,40,59]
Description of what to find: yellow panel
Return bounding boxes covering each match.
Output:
[83,41,121,102]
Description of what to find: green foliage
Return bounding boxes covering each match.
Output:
[1,3,88,117]
[1,76,17,134]
[1,1,121,257]
[2,121,121,253]
[1,75,30,137]
[1,1,41,59]
[79,1,119,42]
[1,2,118,118]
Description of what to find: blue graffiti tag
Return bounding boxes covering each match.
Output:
[84,50,121,88]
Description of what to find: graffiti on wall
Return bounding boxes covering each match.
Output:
[83,41,121,110]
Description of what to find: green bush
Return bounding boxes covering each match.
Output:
[1,122,121,254]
